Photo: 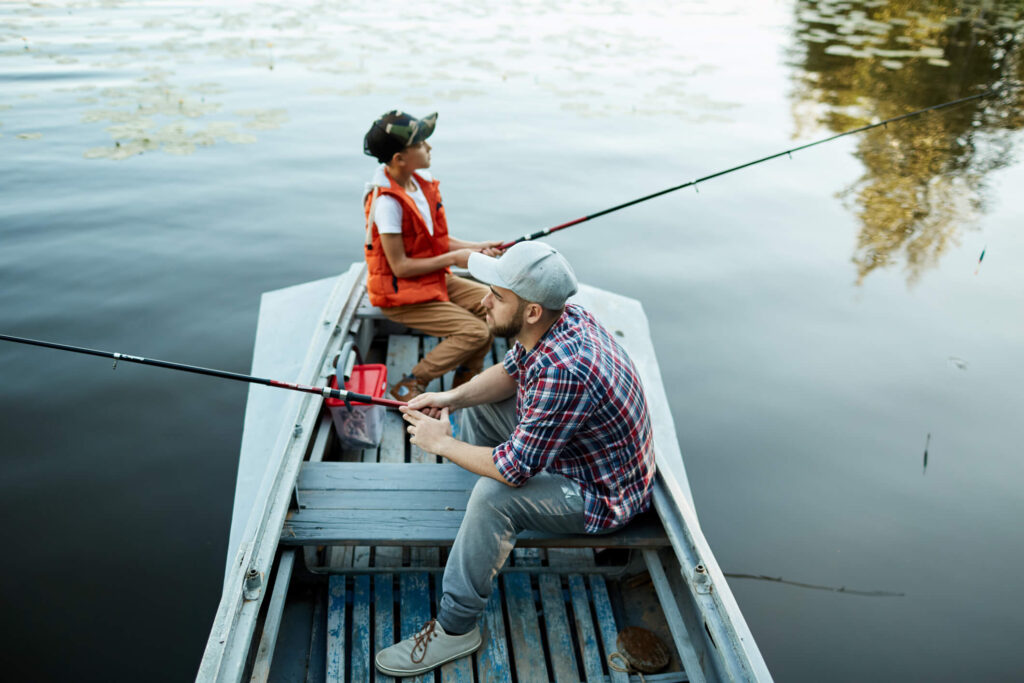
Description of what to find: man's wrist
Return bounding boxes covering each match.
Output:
[436,434,458,459]
[446,387,466,411]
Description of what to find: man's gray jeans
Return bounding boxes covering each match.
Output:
[437,399,587,635]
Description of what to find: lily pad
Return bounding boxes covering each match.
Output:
[825,44,855,56]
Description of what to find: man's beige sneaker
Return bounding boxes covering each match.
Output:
[375,620,482,677]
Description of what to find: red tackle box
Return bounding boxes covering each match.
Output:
[325,364,387,450]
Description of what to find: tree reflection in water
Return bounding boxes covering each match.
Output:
[788,0,1024,284]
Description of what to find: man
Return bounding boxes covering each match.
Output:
[374,241,657,678]
[362,110,502,400]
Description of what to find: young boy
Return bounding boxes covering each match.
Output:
[362,110,502,400]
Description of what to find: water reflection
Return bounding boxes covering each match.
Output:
[789,0,1024,284]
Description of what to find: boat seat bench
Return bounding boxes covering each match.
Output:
[282,462,668,548]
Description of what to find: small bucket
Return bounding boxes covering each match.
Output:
[325,364,387,449]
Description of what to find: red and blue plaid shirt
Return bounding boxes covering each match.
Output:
[493,304,656,533]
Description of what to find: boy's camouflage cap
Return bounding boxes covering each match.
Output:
[363,110,438,163]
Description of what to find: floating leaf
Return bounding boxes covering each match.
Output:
[825,44,856,56]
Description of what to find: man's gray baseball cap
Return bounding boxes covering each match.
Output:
[468,242,578,309]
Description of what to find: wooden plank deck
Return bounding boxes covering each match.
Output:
[321,571,677,683]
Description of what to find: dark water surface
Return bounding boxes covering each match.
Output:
[2,1,1023,680]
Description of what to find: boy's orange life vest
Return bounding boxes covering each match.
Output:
[363,171,450,307]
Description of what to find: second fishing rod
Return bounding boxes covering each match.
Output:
[498,87,1007,250]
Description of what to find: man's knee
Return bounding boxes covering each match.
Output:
[466,477,515,516]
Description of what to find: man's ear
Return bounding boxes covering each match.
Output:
[524,302,544,325]
[390,151,404,166]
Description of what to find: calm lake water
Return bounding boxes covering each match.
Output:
[2,1,1023,680]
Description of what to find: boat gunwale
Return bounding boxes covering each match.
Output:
[197,263,368,682]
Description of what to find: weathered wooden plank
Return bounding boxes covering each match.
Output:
[538,574,580,683]
[299,462,478,491]
[476,580,511,683]
[299,489,473,511]
[305,589,326,683]
[513,547,543,567]
[351,575,372,683]
[351,546,371,569]
[502,573,549,682]
[437,575,475,683]
[283,509,668,548]
[309,412,335,464]
[326,546,353,570]
[250,550,296,682]
[400,572,433,683]
[374,574,396,683]
[411,546,440,568]
[410,336,442,465]
[569,573,603,682]
[326,576,346,683]
[548,546,596,568]
[643,550,705,683]
[591,575,629,683]
[382,334,419,465]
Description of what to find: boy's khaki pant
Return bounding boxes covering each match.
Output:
[381,274,494,382]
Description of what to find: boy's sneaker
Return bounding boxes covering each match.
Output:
[390,374,429,401]
[375,620,482,677]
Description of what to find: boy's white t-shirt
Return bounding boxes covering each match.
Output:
[374,185,434,236]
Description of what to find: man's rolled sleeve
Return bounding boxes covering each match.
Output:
[491,366,591,486]
[502,345,521,380]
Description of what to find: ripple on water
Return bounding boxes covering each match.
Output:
[1,0,741,161]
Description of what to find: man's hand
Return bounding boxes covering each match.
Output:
[401,406,453,455]
[406,390,456,418]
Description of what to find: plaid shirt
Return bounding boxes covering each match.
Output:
[493,304,656,533]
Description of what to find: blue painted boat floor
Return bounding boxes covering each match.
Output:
[271,565,687,683]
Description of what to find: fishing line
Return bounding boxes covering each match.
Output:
[499,87,1013,249]
[0,333,406,409]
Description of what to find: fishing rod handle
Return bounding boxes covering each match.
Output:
[499,216,588,249]
[325,386,407,409]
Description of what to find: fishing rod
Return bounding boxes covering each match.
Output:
[498,87,1006,249]
[0,333,407,409]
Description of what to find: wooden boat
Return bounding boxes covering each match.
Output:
[197,262,773,682]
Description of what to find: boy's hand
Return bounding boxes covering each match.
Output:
[450,248,475,269]
[479,240,505,257]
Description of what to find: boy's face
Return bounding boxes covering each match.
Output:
[394,141,431,170]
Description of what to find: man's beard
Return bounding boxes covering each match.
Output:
[489,301,526,338]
